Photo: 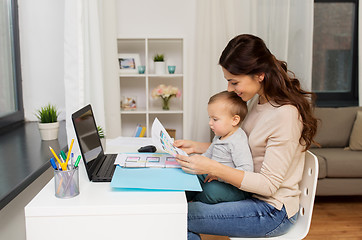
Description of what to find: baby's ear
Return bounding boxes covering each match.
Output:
[232,115,241,127]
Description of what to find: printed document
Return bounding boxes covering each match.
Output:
[114,118,187,168]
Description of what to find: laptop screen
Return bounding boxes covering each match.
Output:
[72,105,103,172]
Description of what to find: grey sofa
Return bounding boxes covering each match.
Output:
[310,106,362,196]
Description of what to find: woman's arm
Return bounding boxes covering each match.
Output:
[173,140,211,154]
[239,105,305,196]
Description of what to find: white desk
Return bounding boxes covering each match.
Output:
[25,138,187,240]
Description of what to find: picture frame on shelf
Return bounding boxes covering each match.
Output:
[118,54,141,74]
[121,96,137,111]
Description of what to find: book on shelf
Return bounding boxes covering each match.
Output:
[133,124,146,137]
[132,124,141,137]
[139,126,146,137]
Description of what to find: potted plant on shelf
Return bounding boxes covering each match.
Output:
[35,103,60,141]
[153,54,166,75]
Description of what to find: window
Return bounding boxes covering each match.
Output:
[0,0,23,131]
[312,0,358,107]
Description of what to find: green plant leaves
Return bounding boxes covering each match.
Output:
[35,104,59,123]
[153,54,164,62]
[97,126,105,138]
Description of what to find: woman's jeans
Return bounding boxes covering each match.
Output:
[187,197,298,240]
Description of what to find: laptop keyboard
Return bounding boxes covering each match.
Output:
[105,154,117,177]
[96,154,117,178]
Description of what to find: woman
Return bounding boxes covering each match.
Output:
[175,34,318,239]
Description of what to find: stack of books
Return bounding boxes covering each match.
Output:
[133,124,146,137]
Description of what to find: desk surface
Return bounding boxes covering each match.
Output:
[25,161,187,217]
[25,138,187,240]
[0,121,67,210]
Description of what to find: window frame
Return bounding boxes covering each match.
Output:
[313,0,359,107]
[0,0,24,132]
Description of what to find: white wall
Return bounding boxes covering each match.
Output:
[116,0,197,139]
[117,0,196,38]
[19,0,66,121]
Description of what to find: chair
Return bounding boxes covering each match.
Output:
[230,150,319,240]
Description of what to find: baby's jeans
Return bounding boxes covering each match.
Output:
[186,174,250,204]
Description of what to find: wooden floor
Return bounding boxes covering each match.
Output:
[306,196,362,240]
[201,196,362,240]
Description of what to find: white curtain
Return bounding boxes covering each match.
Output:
[190,0,313,142]
[189,0,239,142]
[63,0,120,144]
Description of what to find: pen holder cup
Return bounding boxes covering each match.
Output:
[54,167,80,198]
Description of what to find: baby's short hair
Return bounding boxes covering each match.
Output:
[208,91,248,125]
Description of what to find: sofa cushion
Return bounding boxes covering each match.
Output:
[310,148,362,178]
[349,111,362,150]
[309,149,328,179]
[314,107,359,148]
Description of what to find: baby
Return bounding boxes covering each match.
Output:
[186,91,253,204]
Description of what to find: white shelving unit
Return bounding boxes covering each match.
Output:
[117,37,184,139]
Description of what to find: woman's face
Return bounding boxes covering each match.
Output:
[222,67,265,103]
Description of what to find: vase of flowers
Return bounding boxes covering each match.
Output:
[151,84,181,110]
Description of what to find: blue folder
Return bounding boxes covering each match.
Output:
[111,166,202,191]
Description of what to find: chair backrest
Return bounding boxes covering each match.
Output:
[230,150,319,240]
[279,150,319,239]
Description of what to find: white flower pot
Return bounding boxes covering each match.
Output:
[38,122,59,141]
[154,61,166,74]
[100,138,106,151]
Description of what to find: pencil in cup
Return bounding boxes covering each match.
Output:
[54,167,79,198]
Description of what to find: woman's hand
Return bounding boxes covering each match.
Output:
[176,154,218,175]
[177,154,246,189]
[173,140,196,154]
[204,174,218,183]
[173,140,211,154]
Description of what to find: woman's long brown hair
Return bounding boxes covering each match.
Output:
[219,34,318,150]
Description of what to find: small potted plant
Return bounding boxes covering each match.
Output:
[35,104,60,141]
[153,54,166,74]
[97,125,106,151]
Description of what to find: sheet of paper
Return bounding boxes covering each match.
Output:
[111,166,202,191]
[114,152,181,168]
[152,118,187,157]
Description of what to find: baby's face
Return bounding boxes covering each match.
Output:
[207,101,238,138]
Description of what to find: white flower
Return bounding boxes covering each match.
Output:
[152,84,182,99]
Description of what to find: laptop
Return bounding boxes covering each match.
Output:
[72,104,117,182]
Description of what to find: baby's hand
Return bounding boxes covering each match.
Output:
[204,174,218,183]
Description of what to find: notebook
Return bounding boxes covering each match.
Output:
[72,104,117,182]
